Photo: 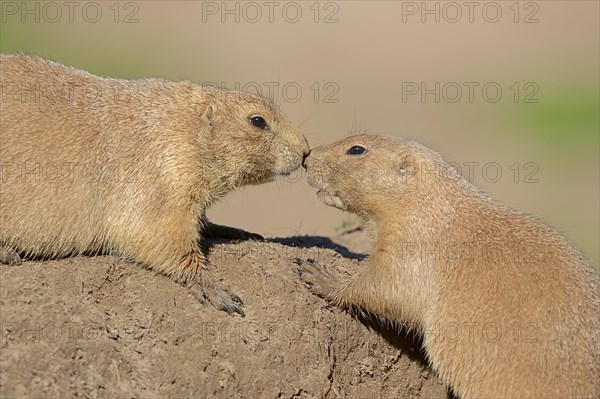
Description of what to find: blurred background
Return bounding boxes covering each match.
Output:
[1,1,598,269]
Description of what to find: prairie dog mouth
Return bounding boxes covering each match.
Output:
[276,169,293,177]
[316,188,345,210]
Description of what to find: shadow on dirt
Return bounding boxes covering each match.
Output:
[267,235,367,260]
[356,313,455,399]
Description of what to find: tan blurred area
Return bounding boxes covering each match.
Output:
[1,1,598,267]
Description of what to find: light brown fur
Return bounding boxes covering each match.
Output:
[0,54,309,315]
[299,133,600,398]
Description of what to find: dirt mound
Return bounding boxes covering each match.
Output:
[0,231,447,398]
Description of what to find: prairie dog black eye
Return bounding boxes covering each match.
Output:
[347,145,367,155]
[250,116,268,130]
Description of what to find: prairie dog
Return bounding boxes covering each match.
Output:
[299,133,599,398]
[0,54,309,316]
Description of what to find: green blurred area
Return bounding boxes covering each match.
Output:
[519,87,599,142]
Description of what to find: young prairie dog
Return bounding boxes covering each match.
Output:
[0,54,309,316]
[299,133,599,398]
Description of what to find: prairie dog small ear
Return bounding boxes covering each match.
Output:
[201,104,216,132]
[398,154,415,176]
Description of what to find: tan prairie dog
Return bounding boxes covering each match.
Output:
[298,134,599,398]
[0,54,309,316]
